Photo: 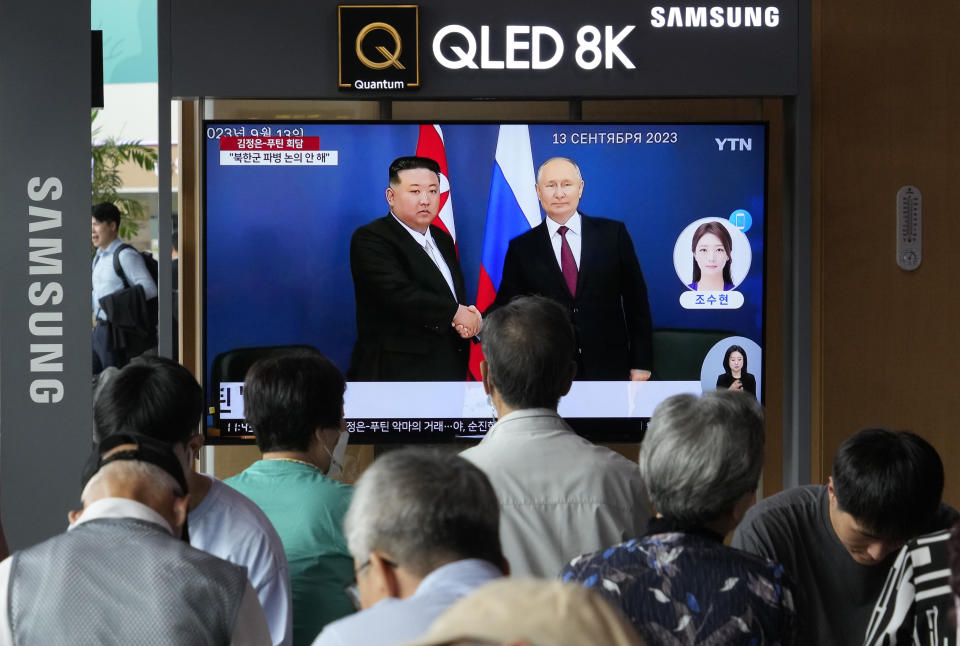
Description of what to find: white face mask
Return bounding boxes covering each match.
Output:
[324,430,350,477]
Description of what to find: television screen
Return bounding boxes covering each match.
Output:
[204,121,766,443]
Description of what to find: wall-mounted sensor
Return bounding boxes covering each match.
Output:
[896,185,921,271]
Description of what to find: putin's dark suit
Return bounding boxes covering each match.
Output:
[492,214,653,380]
[348,214,469,381]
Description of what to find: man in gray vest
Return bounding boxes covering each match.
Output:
[0,433,271,646]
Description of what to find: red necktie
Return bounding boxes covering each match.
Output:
[558,225,578,296]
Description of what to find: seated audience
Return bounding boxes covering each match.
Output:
[863,521,960,645]
[0,433,270,645]
[404,579,645,646]
[313,448,506,646]
[733,427,958,645]
[96,356,292,646]
[226,348,354,646]
[561,390,796,644]
[460,295,649,577]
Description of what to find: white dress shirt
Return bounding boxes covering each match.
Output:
[0,497,271,646]
[545,211,583,270]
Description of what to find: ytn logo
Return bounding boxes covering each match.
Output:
[716,137,752,151]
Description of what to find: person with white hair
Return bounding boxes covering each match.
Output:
[0,433,270,645]
[561,391,797,645]
[312,448,507,646]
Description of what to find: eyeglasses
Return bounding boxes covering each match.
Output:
[344,555,398,611]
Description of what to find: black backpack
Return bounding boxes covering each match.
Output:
[113,243,159,289]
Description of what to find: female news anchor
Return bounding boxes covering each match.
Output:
[716,344,756,397]
[689,221,734,291]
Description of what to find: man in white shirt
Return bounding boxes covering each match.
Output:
[95,356,293,646]
[460,295,650,577]
[91,201,158,373]
[312,449,507,646]
[0,433,270,646]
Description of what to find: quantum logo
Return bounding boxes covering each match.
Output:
[339,5,419,90]
[356,22,406,70]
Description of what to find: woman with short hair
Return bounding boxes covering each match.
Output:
[561,390,796,645]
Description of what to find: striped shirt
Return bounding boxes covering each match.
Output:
[864,528,960,645]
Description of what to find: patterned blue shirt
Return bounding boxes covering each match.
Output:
[561,530,797,645]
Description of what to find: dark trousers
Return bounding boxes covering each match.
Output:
[92,322,125,374]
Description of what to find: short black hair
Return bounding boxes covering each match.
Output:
[481,295,575,410]
[833,427,944,540]
[92,202,122,227]
[243,348,345,452]
[389,156,441,185]
[94,356,204,446]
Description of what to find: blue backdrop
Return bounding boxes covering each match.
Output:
[204,122,766,389]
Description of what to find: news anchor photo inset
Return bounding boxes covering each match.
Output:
[699,337,762,401]
[673,217,752,310]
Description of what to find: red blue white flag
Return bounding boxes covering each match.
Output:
[469,124,541,380]
[415,124,457,247]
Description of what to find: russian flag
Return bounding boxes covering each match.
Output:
[415,124,457,248]
[469,125,541,380]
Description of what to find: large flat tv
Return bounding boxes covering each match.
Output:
[203,121,766,443]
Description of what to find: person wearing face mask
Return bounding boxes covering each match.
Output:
[95,356,292,646]
[227,348,354,646]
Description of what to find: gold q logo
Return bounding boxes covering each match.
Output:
[355,22,406,70]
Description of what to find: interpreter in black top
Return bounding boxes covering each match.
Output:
[716,344,756,397]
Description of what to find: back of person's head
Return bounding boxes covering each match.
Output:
[640,390,764,527]
[404,579,645,646]
[92,201,122,227]
[832,427,944,540]
[243,347,345,452]
[345,448,504,578]
[482,295,576,410]
[94,356,203,445]
[79,432,191,535]
[389,156,441,184]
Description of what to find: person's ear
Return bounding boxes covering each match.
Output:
[559,361,577,397]
[385,186,396,207]
[186,434,204,463]
[731,490,757,526]
[577,179,584,198]
[170,494,190,537]
[67,509,82,526]
[369,551,401,599]
[479,360,492,395]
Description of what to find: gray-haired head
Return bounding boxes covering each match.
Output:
[344,448,504,577]
[639,390,764,526]
[481,295,576,411]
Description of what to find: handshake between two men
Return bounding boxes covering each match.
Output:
[452,304,482,339]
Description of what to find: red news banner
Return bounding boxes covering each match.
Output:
[219,136,338,166]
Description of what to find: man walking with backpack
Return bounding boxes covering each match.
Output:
[91,201,158,373]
